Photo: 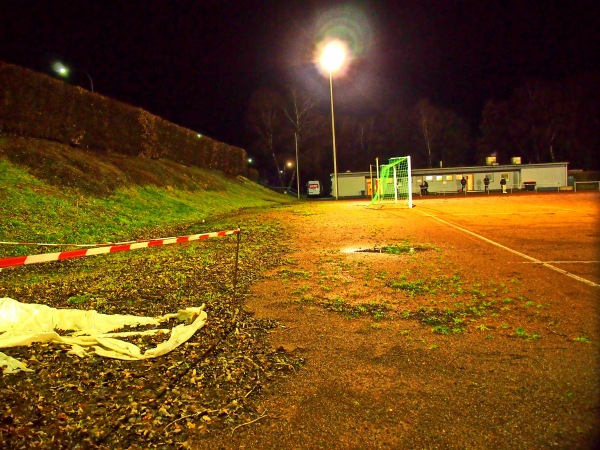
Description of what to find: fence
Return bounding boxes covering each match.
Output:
[420,183,581,195]
[574,181,600,192]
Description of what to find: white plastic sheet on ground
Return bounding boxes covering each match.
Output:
[0,297,207,375]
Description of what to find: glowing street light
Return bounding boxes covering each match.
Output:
[53,62,94,93]
[284,161,292,182]
[318,40,347,200]
[281,160,295,189]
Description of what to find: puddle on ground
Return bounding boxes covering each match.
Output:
[349,246,430,254]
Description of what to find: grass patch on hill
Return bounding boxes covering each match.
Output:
[0,136,293,258]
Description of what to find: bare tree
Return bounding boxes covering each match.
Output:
[411,99,471,168]
[245,88,286,185]
[479,78,576,165]
[354,116,379,169]
[283,89,317,189]
[478,100,515,164]
[416,99,436,168]
[519,79,570,163]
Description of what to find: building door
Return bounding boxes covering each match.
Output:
[366,178,379,196]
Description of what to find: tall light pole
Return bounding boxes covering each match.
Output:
[319,40,346,200]
[294,133,300,199]
[53,62,94,93]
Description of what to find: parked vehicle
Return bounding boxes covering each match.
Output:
[307,180,321,196]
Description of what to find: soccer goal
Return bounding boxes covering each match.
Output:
[368,156,413,208]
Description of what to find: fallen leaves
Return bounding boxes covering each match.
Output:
[0,219,302,449]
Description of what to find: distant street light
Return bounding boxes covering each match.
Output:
[284,161,292,184]
[281,161,294,189]
[318,40,347,200]
[52,62,94,93]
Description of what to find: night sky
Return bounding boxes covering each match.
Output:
[1,0,598,148]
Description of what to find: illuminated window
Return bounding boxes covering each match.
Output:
[456,175,462,180]
[446,175,453,181]
[436,175,442,181]
[425,175,433,181]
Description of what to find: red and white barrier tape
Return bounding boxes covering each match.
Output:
[0,241,124,247]
[0,229,240,269]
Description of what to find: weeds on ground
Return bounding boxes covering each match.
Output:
[273,238,550,341]
[515,327,540,340]
[385,273,548,338]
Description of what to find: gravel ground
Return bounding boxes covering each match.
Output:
[2,195,600,449]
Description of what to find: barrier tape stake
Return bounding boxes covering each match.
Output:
[232,227,241,308]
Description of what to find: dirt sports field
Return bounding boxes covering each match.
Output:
[2,191,599,449]
[202,191,600,449]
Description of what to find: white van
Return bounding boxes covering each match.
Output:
[307,180,321,196]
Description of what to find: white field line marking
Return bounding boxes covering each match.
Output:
[416,209,600,289]
[451,212,557,216]
[517,261,599,264]
[517,203,580,212]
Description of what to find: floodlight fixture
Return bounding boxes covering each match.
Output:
[320,40,347,74]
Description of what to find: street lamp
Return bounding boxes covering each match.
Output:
[280,161,294,190]
[285,161,293,186]
[53,62,94,93]
[318,40,347,200]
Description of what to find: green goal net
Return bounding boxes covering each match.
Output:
[368,156,413,208]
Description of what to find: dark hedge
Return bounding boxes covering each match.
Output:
[0,62,248,176]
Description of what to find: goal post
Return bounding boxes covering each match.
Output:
[368,156,413,208]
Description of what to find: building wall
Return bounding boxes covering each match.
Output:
[476,170,521,190]
[412,170,521,193]
[332,163,568,197]
[334,175,369,197]
[520,166,567,188]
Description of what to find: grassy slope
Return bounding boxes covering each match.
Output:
[0,136,293,258]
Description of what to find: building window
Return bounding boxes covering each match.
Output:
[456,175,462,180]
[436,175,442,181]
[426,175,433,181]
[446,175,453,181]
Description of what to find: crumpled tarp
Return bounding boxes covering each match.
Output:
[0,297,207,375]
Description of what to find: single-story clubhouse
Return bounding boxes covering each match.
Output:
[330,160,569,198]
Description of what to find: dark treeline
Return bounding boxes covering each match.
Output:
[244,73,599,191]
